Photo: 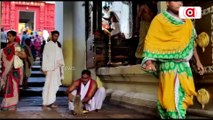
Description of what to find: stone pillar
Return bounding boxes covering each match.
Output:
[55,2,63,45]
[62,2,74,86]
[55,2,86,86]
[72,2,86,81]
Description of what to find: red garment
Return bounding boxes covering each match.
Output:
[1,42,22,109]
[15,36,21,44]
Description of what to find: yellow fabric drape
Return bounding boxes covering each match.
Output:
[158,72,196,111]
[143,13,194,54]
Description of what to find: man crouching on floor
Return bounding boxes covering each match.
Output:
[66,69,106,115]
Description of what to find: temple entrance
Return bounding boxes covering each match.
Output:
[19,11,35,34]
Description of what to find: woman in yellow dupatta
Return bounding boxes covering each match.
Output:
[141,1,205,119]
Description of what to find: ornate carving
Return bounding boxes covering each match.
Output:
[204,65,213,73]
[202,6,213,16]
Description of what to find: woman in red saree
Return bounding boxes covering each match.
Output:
[0,30,26,111]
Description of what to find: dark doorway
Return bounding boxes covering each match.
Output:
[19,11,35,33]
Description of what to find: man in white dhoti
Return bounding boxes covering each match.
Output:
[42,30,64,109]
[66,70,106,115]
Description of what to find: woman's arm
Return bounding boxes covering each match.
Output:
[16,51,27,59]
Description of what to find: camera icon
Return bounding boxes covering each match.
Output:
[179,6,202,19]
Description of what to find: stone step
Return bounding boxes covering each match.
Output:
[31,71,45,77]
[17,96,68,107]
[106,89,213,119]
[19,86,67,97]
[186,114,211,119]
[32,65,41,71]
[187,106,213,118]
[33,61,41,66]
[27,77,45,87]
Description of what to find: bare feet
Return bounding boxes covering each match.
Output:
[9,107,16,111]
[71,110,77,115]
[49,103,57,109]
[42,105,49,110]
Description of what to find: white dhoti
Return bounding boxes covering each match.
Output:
[42,67,62,105]
[42,41,64,106]
[68,87,106,111]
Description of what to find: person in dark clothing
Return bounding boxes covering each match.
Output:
[40,40,46,66]
[21,31,29,45]
[40,41,46,56]
[22,38,34,89]
[134,1,158,64]
[31,45,36,61]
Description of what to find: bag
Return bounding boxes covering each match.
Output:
[14,55,23,69]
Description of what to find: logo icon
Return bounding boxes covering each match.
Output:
[179,7,201,19]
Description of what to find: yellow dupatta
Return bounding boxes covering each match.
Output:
[143,13,194,55]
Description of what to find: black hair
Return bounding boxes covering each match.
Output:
[57,41,61,48]
[7,30,17,36]
[25,38,31,44]
[103,6,109,10]
[51,30,60,36]
[81,69,91,76]
[109,11,119,22]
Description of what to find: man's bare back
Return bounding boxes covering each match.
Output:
[139,4,156,22]
[135,1,158,33]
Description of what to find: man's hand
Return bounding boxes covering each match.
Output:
[68,94,75,102]
[43,71,47,75]
[144,60,156,72]
[196,61,205,75]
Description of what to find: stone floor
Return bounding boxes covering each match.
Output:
[0,96,153,119]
